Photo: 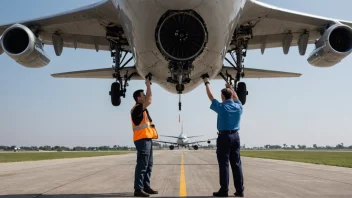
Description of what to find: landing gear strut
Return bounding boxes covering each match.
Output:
[109,43,135,107]
[220,28,251,105]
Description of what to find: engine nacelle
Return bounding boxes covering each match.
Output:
[307,24,352,67]
[0,36,3,55]
[0,23,50,68]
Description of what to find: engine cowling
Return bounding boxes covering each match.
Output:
[307,24,352,67]
[0,36,3,55]
[1,23,50,68]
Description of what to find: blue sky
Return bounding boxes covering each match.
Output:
[1,0,352,148]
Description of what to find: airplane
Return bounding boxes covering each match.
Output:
[1,0,352,110]
[154,122,216,150]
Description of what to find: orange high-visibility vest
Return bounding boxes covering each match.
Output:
[131,104,158,141]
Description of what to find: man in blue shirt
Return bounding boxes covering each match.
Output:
[203,76,244,197]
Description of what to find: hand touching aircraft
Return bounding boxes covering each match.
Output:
[154,122,216,150]
[1,0,352,109]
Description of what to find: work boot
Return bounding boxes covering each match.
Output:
[144,187,158,194]
[134,189,149,197]
[213,190,228,197]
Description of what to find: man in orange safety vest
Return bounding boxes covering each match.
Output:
[131,76,158,197]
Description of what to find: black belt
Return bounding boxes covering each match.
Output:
[218,130,238,134]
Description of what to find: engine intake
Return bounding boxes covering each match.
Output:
[307,24,352,67]
[1,23,50,68]
[155,10,208,61]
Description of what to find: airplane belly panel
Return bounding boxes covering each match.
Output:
[116,0,243,94]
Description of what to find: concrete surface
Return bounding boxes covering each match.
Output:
[0,150,352,197]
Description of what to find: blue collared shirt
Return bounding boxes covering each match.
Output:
[210,99,243,131]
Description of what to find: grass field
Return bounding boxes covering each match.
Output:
[0,151,134,163]
[241,150,352,168]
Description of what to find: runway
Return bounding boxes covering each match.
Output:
[1,150,352,197]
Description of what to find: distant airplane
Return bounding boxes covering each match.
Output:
[154,122,216,150]
[1,0,351,110]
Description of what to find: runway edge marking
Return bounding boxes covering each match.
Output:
[180,152,187,197]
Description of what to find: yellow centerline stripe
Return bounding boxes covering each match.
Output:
[179,152,187,197]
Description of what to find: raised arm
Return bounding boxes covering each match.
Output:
[204,77,214,102]
[142,78,152,110]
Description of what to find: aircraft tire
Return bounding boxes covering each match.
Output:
[110,82,121,106]
[237,82,247,105]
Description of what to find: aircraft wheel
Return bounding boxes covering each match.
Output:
[237,82,248,105]
[169,145,174,150]
[110,82,121,106]
[193,145,199,150]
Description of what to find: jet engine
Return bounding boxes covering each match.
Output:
[207,140,211,144]
[155,10,208,61]
[307,24,352,67]
[1,23,50,68]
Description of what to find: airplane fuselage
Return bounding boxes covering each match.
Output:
[115,0,245,94]
[176,134,189,146]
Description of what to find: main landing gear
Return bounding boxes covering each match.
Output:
[220,25,252,105]
[220,47,249,105]
[109,43,136,106]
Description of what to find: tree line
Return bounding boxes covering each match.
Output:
[0,145,133,151]
[0,142,179,151]
[2,142,351,152]
[244,143,352,150]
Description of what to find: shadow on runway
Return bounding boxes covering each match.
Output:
[0,194,218,198]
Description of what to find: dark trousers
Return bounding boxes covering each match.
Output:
[134,139,153,190]
[216,131,244,193]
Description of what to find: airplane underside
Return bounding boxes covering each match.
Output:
[1,0,351,111]
[108,0,250,110]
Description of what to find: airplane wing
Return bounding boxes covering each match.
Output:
[214,66,301,79]
[0,0,130,52]
[187,135,204,139]
[158,135,180,139]
[188,138,217,145]
[51,66,142,80]
[153,140,178,145]
[235,0,352,53]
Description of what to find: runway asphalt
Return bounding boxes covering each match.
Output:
[1,150,352,197]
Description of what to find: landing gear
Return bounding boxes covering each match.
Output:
[193,145,199,150]
[169,145,174,150]
[237,82,247,105]
[108,43,135,107]
[221,25,252,105]
[110,82,121,106]
[105,25,135,107]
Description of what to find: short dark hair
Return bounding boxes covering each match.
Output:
[221,88,232,100]
[133,89,144,102]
